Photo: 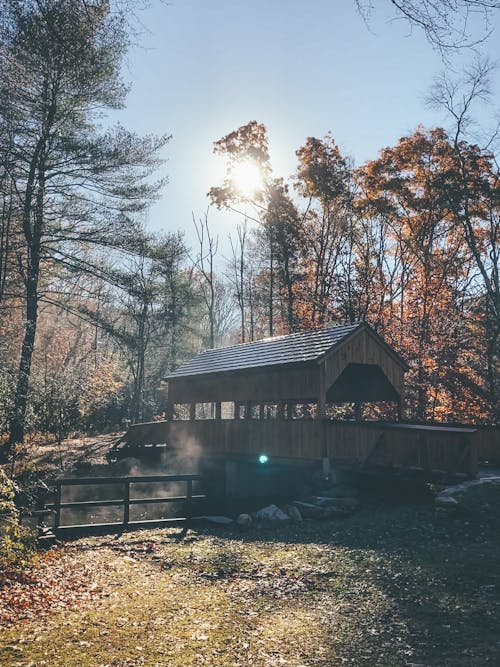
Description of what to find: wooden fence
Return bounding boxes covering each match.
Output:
[46,474,205,533]
[116,419,481,478]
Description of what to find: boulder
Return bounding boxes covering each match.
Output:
[236,513,253,528]
[435,476,500,514]
[435,495,459,511]
[292,500,350,519]
[283,504,302,522]
[254,504,290,521]
[311,495,358,511]
[292,501,325,519]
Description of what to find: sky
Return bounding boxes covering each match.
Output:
[111,0,500,257]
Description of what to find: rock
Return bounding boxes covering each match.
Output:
[254,504,290,521]
[236,513,252,528]
[201,515,233,524]
[284,504,302,522]
[435,496,459,510]
[331,497,358,511]
[435,476,500,514]
[293,500,351,519]
[292,501,324,519]
[311,495,358,511]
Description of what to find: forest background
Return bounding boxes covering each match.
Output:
[0,0,499,463]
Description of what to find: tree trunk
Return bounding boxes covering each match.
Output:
[6,142,46,454]
[269,234,274,336]
[7,275,39,450]
[130,301,148,424]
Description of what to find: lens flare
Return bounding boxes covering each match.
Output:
[231,160,264,198]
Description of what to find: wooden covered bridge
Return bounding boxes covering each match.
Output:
[113,323,479,479]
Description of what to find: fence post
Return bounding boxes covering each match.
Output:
[123,480,130,526]
[186,478,193,521]
[53,482,62,530]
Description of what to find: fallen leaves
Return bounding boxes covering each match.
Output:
[1,504,500,665]
[0,546,113,625]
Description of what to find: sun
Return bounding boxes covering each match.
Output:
[230,159,264,199]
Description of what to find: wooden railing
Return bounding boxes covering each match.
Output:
[115,419,479,478]
[48,474,205,533]
[167,420,478,476]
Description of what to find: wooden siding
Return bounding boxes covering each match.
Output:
[166,420,325,459]
[324,327,405,397]
[168,364,320,404]
[121,419,477,477]
[324,422,476,476]
[476,427,500,464]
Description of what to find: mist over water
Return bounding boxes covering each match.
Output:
[55,438,206,528]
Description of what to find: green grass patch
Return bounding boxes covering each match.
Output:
[1,501,500,666]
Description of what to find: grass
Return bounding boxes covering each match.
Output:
[1,498,500,666]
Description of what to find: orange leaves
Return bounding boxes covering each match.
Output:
[295,133,351,203]
[0,547,103,626]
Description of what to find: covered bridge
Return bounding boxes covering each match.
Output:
[113,323,478,480]
[165,322,408,421]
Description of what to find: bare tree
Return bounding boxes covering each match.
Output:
[356,0,500,51]
[192,210,218,349]
[427,59,500,418]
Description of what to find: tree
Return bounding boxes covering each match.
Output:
[95,234,191,424]
[427,59,500,419]
[209,121,271,210]
[0,0,169,454]
[209,121,282,335]
[355,0,500,51]
[192,211,219,349]
[210,121,305,336]
[227,222,251,342]
[357,126,490,420]
[294,134,355,326]
[263,179,302,332]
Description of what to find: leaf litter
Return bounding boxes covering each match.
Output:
[1,502,500,666]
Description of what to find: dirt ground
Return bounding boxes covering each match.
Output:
[1,498,500,666]
[2,436,500,666]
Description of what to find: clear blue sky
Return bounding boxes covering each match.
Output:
[112,1,500,256]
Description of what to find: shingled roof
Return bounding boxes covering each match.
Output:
[167,322,368,379]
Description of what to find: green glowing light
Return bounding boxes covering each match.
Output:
[258,454,269,464]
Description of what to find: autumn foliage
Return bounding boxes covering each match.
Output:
[211,123,499,423]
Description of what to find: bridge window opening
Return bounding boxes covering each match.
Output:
[195,402,216,420]
[173,404,190,420]
[220,402,234,419]
[293,403,317,420]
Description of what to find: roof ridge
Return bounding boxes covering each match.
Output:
[166,322,366,380]
[195,321,363,356]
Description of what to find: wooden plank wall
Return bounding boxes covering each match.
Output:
[166,420,325,459]
[324,423,476,476]
[324,328,405,396]
[168,365,320,404]
[476,427,500,464]
[122,419,478,477]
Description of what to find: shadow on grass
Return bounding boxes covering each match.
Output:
[55,499,500,665]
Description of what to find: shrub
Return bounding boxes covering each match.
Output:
[0,468,36,570]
